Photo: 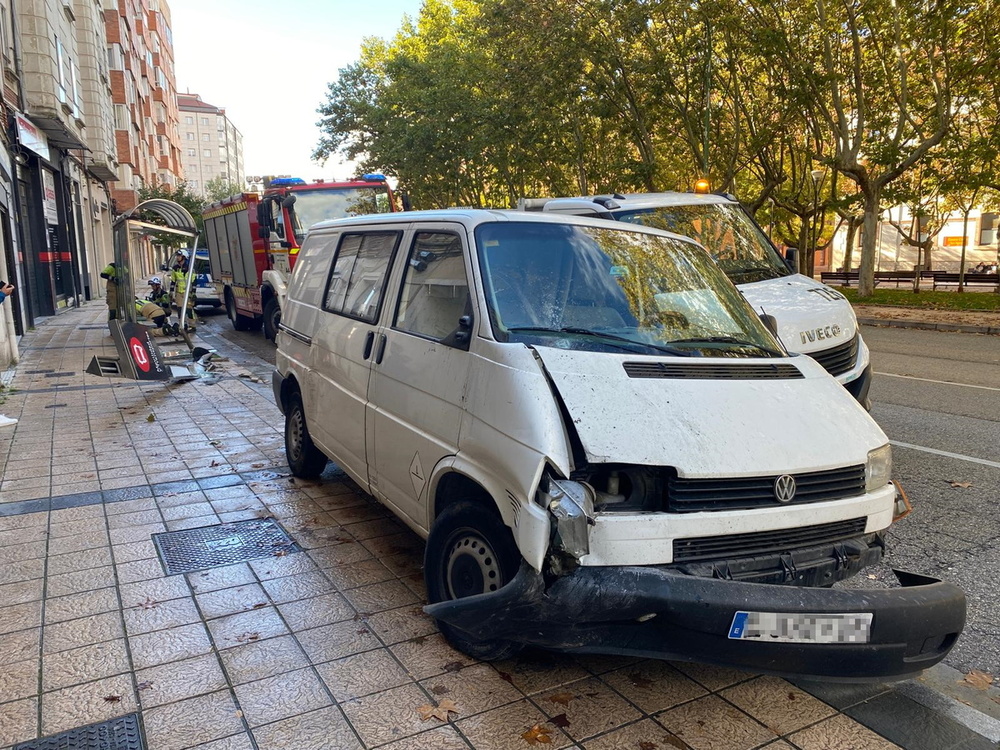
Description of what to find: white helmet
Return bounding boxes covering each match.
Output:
[148,276,162,286]
[177,249,190,259]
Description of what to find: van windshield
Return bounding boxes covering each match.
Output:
[614,203,789,284]
[288,187,392,240]
[475,222,784,357]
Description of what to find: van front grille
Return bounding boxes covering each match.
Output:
[666,465,865,512]
[809,335,858,377]
[623,362,803,379]
[672,518,868,562]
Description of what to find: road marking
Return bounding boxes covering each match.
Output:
[891,441,1000,469]
[874,371,1000,392]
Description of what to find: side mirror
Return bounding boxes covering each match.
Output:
[783,247,798,273]
[453,314,473,348]
[759,313,779,337]
[400,192,413,212]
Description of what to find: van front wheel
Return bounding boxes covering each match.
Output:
[285,393,328,478]
[425,501,523,661]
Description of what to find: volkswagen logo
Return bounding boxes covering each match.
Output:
[774,474,797,503]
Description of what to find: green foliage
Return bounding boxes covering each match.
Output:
[136,182,207,246]
[841,288,1000,312]
[204,177,245,204]
[314,0,1000,286]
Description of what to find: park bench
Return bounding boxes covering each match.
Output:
[820,270,917,288]
[930,272,1000,291]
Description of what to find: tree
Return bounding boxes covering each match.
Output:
[204,177,245,204]
[136,181,207,249]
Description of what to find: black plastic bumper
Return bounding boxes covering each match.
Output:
[845,363,873,410]
[425,563,965,680]
[272,369,285,415]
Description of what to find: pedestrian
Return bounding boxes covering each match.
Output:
[100,261,120,324]
[0,281,17,427]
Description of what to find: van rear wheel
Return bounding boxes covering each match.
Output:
[425,500,523,661]
[285,392,328,478]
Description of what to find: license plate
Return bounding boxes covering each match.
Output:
[728,611,873,644]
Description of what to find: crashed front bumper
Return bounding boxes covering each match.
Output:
[425,563,965,680]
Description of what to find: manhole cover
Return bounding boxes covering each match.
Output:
[14,714,144,750]
[152,518,299,575]
[44,371,76,377]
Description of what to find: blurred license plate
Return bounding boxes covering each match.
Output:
[728,611,872,644]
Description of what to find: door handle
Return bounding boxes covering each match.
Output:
[375,334,388,364]
[363,331,375,360]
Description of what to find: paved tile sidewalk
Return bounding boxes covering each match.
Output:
[0,303,996,750]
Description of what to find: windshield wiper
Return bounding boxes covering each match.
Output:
[507,326,697,356]
[669,336,785,357]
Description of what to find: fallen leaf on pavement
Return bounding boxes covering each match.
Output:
[963,670,994,689]
[431,684,450,695]
[443,661,464,673]
[947,480,973,488]
[548,713,570,728]
[137,682,153,691]
[546,691,576,706]
[235,631,260,643]
[251,462,265,468]
[521,723,553,745]
[103,695,122,703]
[663,737,687,749]
[250,602,268,610]
[417,698,459,722]
[146,413,156,422]
[496,670,514,684]
[134,597,159,610]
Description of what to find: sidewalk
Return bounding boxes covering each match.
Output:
[0,302,997,750]
[853,305,1000,335]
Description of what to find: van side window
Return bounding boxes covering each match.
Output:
[395,232,471,344]
[323,231,400,323]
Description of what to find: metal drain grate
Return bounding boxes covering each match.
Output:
[14,714,144,750]
[152,518,299,575]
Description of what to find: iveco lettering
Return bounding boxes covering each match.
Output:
[272,209,964,680]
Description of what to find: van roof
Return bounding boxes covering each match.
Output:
[306,207,704,249]
[529,192,739,212]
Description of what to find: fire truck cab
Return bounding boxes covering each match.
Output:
[204,174,397,340]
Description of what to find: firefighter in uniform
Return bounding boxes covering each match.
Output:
[99,261,120,323]
[169,249,198,331]
[135,276,175,335]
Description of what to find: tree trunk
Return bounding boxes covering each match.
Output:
[843,219,859,271]
[857,189,881,298]
[797,220,810,276]
[958,210,970,292]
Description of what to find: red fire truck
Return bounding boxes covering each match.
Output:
[203,174,399,340]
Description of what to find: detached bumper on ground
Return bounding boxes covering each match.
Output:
[425,563,965,681]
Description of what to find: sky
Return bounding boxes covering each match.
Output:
[167,0,424,184]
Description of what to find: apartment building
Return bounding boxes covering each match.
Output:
[177,92,243,197]
[105,0,182,212]
[0,0,183,368]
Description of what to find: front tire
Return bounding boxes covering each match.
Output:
[284,392,328,478]
[263,297,281,342]
[227,290,261,332]
[425,500,523,661]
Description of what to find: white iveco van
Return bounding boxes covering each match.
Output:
[273,209,963,679]
[521,193,873,408]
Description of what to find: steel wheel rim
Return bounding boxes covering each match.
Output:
[288,408,306,459]
[444,529,501,600]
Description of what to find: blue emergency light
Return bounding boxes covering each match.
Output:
[361,173,387,182]
[269,177,306,187]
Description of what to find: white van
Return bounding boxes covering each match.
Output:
[520,193,873,408]
[272,210,963,679]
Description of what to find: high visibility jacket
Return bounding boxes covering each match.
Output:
[147,288,171,310]
[135,299,168,322]
[100,263,120,308]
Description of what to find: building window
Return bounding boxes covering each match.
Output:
[187,148,196,157]
[202,133,210,141]
[200,117,209,126]
[981,213,998,246]
[184,116,193,125]
[203,149,211,157]
[186,132,194,140]
[107,43,123,71]
[113,104,129,130]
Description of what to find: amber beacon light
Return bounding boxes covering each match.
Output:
[693,178,711,194]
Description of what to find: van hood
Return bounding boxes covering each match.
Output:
[533,347,886,477]
[737,274,858,355]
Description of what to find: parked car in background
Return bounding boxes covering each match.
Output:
[520,192,873,409]
[272,208,963,680]
[192,249,223,308]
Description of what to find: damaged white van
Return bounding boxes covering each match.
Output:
[273,210,964,679]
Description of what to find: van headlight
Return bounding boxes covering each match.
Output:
[865,445,892,492]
